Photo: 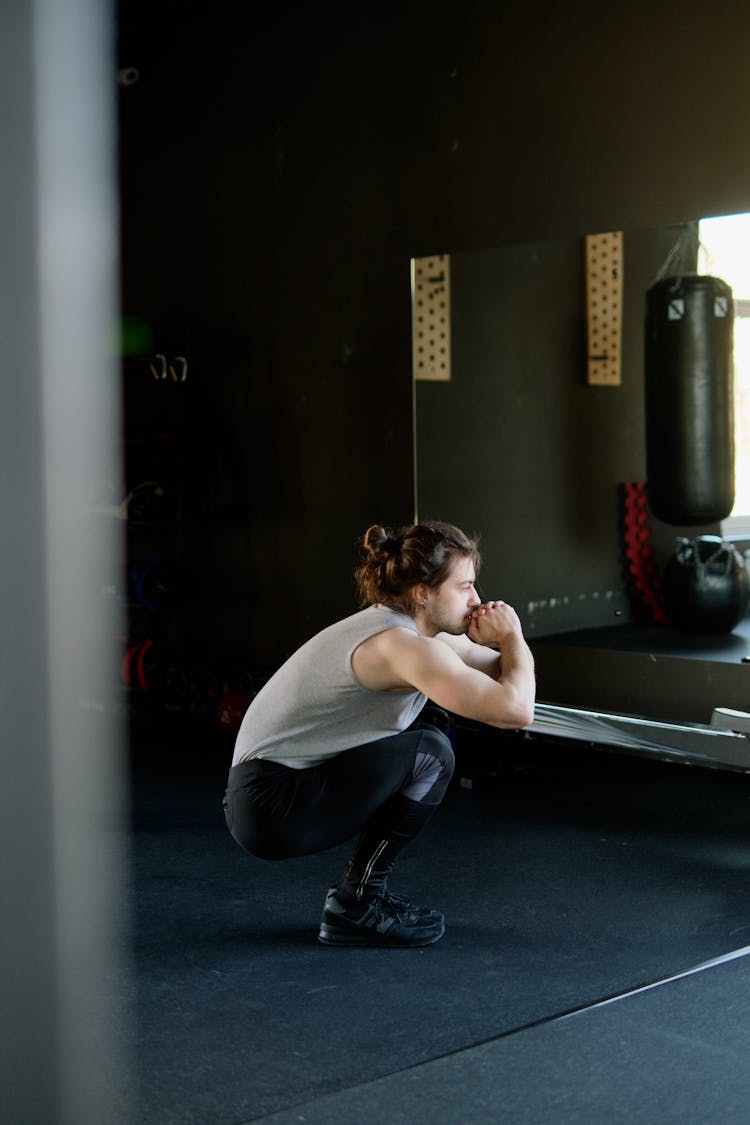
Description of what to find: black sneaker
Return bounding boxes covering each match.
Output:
[318,889,445,947]
[324,886,443,924]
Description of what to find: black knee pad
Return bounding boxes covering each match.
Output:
[417,726,455,772]
[402,727,454,803]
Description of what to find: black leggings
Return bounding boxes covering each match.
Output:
[223,725,454,862]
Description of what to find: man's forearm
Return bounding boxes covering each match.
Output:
[496,634,536,708]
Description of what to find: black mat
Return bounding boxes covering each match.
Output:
[253,949,750,1123]
[125,734,750,1123]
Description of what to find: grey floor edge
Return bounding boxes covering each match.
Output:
[249,948,750,1125]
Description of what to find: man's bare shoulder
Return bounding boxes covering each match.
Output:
[373,627,464,658]
[352,626,457,692]
[358,624,444,670]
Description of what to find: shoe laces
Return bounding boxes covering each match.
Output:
[379,890,417,922]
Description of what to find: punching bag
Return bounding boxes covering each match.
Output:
[662,535,749,634]
[645,275,735,525]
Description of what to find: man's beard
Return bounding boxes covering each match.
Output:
[427,607,473,637]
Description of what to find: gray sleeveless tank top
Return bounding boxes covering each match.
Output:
[232,604,427,769]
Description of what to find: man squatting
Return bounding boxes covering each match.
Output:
[223,521,536,947]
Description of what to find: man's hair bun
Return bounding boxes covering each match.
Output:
[355,520,480,613]
[363,524,401,557]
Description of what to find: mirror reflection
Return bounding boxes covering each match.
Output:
[412,217,750,638]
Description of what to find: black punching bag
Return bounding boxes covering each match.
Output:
[645,275,735,524]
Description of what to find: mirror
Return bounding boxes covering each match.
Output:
[411,221,735,638]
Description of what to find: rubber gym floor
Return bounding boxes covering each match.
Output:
[120,723,750,1123]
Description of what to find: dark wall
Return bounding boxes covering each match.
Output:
[117,0,750,671]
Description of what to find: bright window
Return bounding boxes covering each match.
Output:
[698,213,750,530]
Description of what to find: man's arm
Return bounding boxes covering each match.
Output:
[437,600,529,678]
[436,631,502,676]
[373,604,535,729]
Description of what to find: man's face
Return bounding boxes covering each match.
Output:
[418,555,481,636]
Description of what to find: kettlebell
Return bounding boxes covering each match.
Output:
[662,535,750,634]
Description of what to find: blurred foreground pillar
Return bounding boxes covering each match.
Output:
[0,0,131,1121]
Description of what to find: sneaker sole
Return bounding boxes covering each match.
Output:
[317,921,445,948]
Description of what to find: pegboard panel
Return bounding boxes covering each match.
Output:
[412,254,451,381]
[585,231,623,386]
